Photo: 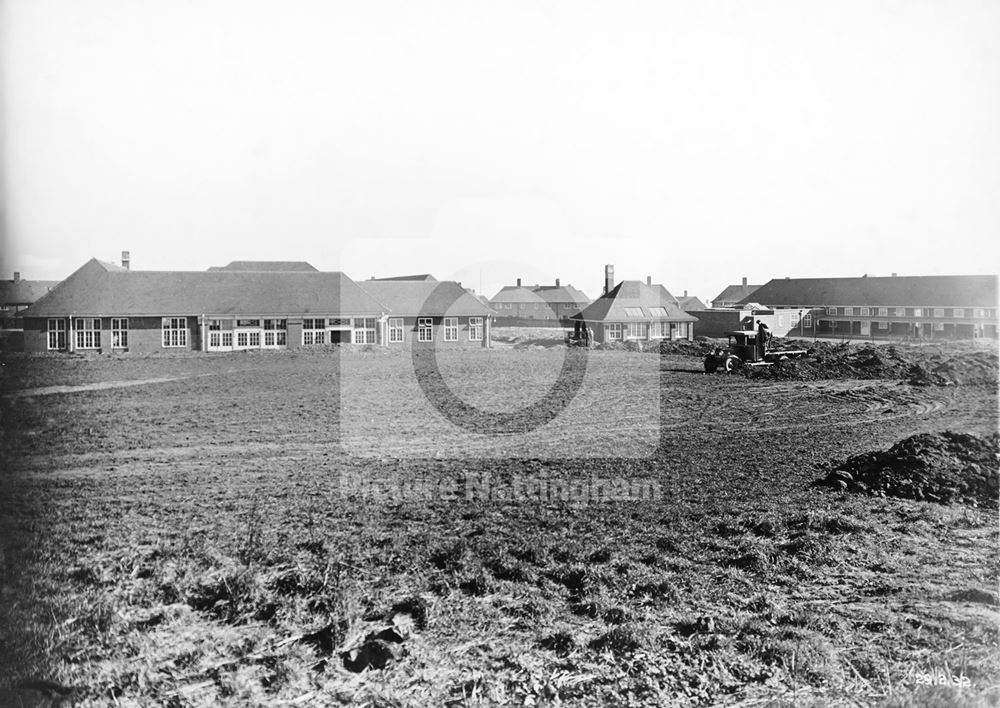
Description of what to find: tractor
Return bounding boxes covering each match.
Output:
[703,330,808,373]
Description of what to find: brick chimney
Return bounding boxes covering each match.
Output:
[122,251,131,270]
[516,277,521,287]
[13,272,20,282]
[555,278,560,287]
[741,276,748,289]
[684,289,688,297]
[646,275,652,286]
[604,265,614,295]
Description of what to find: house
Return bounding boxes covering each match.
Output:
[1,272,59,328]
[489,278,590,325]
[360,277,494,347]
[676,291,708,312]
[571,265,697,344]
[207,261,319,272]
[737,274,999,340]
[711,278,763,308]
[18,256,389,353]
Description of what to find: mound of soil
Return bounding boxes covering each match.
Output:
[815,431,1000,507]
[906,350,998,386]
[657,337,716,357]
[742,341,998,386]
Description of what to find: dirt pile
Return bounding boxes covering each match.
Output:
[657,337,716,356]
[815,431,1000,507]
[743,342,998,386]
[906,350,998,386]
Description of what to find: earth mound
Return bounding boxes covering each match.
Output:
[814,431,1000,507]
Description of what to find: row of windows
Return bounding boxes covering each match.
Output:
[823,307,992,318]
[604,321,685,340]
[492,303,582,310]
[48,318,129,350]
[46,316,488,350]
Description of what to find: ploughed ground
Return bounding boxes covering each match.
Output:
[0,341,997,706]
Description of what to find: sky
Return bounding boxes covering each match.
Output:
[2,0,999,303]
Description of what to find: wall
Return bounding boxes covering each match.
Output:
[384,315,490,348]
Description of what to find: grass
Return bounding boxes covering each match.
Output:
[0,345,997,705]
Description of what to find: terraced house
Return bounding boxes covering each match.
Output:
[489,278,590,325]
[740,275,999,340]
[17,257,494,353]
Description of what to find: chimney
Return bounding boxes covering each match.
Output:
[604,265,614,295]
[741,276,748,290]
[555,278,560,287]
[13,272,20,282]
[646,275,652,286]
[122,251,130,270]
[684,289,688,297]
[891,272,897,277]
[516,277,522,287]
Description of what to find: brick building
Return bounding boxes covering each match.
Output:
[489,278,590,325]
[737,275,998,340]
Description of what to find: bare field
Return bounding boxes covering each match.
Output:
[1,345,998,706]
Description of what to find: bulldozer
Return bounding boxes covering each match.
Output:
[703,330,808,373]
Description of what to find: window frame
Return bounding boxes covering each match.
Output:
[47,318,67,350]
[388,317,405,343]
[417,317,433,342]
[468,317,483,341]
[161,317,188,348]
[111,318,128,349]
[443,317,459,342]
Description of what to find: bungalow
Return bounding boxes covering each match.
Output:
[18,257,389,353]
[360,276,494,347]
[2,272,59,329]
[738,274,999,340]
[571,266,697,344]
[489,278,590,325]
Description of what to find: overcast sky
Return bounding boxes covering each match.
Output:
[3,0,998,302]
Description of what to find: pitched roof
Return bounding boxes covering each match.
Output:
[712,283,763,305]
[739,275,999,308]
[677,295,708,311]
[208,261,318,272]
[572,281,697,322]
[368,274,437,282]
[359,280,493,317]
[21,258,386,317]
[490,284,590,304]
[0,279,61,306]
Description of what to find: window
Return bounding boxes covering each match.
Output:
[111,318,128,348]
[843,307,853,316]
[237,318,259,327]
[826,307,837,315]
[933,308,944,318]
[237,331,249,348]
[74,318,101,349]
[352,317,377,344]
[443,317,458,341]
[418,318,433,342]
[878,307,888,317]
[894,308,905,317]
[626,322,647,339]
[47,319,67,350]
[859,307,870,317]
[161,317,187,348]
[934,322,945,331]
[302,318,325,345]
[468,317,483,341]
[876,320,889,329]
[606,323,622,341]
[648,307,668,317]
[624,307,644,317]
[649,321,668,338]
[952,308,964,318]
[388,318,404,343]
[328,318,350,328]
[802,314,812,328]
[913,308,922,318]
[263,319,286,347]
[974,309,985,319]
